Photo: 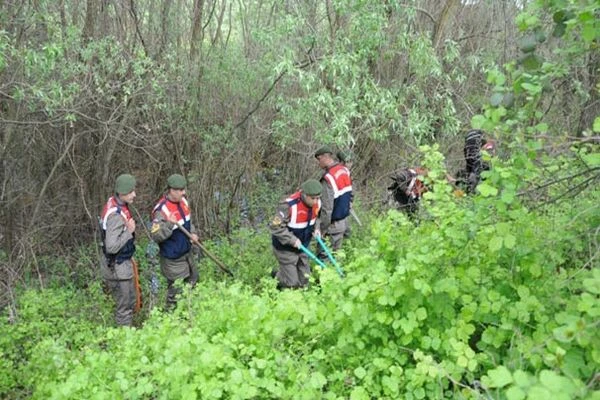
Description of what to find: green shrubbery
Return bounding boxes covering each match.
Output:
[1,1,598,398]
[1,144,598,399]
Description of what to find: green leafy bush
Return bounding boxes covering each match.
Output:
[2,145,597,399]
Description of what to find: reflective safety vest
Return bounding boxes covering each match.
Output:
[406,168,428,200]
[323,163,353,221]
[100,196,135,264]
[272,191,321,251]
[152,196,192,259]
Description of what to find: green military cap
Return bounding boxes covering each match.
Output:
[167,174,187,189]
[115,174,136,195]
[314,146,334,158]
[301,179,322,196]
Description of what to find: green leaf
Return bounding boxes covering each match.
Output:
[521,82,541,95]
[593,117,600,133]
[582,21,596,42]
[512,370,531,387]
[521,54,543,71]
[552,22,566,38]
[471,114,487,129]
[309,372,327,389]
[490,92,504,107]
[501,189,516,204]
[478,183,498,197]
[504,234,516,249]
[502,93,515,108]
[553,10,566,23]
[539,370,577,394]
[354,367,367,379]
[489,237,503,252]
[382,375,399,394]
[506,386,526,400]
[350,386,369,400]
[553,326,576,343]
[486,366,513,388]
[581,152,600,167]
[583,272,600,294]
[413,387,426,399]
[518,34,537,53]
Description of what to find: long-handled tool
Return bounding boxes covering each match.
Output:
[131,258,143,312]
[315,236,345,277]
[298,244,327,270]
[350,209,362,227]
[130,207,162,303]
[172,220,235,277]
[132,206,234,277]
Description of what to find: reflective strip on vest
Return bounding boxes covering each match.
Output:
[153,197,191,229]
[286,193,321,229]
[101,197,132,229]
[407,169,417,195]
[100,196,135,262]
[324,165,353,199]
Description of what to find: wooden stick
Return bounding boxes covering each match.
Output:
[174,221,235,277]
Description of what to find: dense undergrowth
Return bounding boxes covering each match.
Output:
[1,145,598,399]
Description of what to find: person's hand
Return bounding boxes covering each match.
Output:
[293,239,302,249]
[190,233,199,243]
[313,230,321,239]
[125,218,136,233]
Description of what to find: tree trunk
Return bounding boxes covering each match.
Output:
[157,0,172,60]
[82,0,97,42]
[432,0,460,51]
[190,0,205,62]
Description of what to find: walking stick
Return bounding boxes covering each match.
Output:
[129,204,159,300]
[131,258,143,312]
[298,244,327,270]
[132,206,234,278]
[173,220,235,277]
[350,209,363,227]
[315,236,345,277]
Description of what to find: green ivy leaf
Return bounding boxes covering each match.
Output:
[553,326,576,343]
[593,117,600,133]
[521,82,542,95]
[489,236,504,252]
[478,183,498,197]
[581,152,600,167]
[501,189,516,204]
[309,372,327,389]
[539,370,577,394]
[504,234,516,249]
[413,387,426,399]
[350,386,369,400]
[471,114,487,129]
[583,270,600,294]
[581,21,596,42]
[506,386,526,400]
[457,355,468,368]
[354,367,367,379]
[486,366,513,388]
[512,370,531,387]
[490,92,504,106]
